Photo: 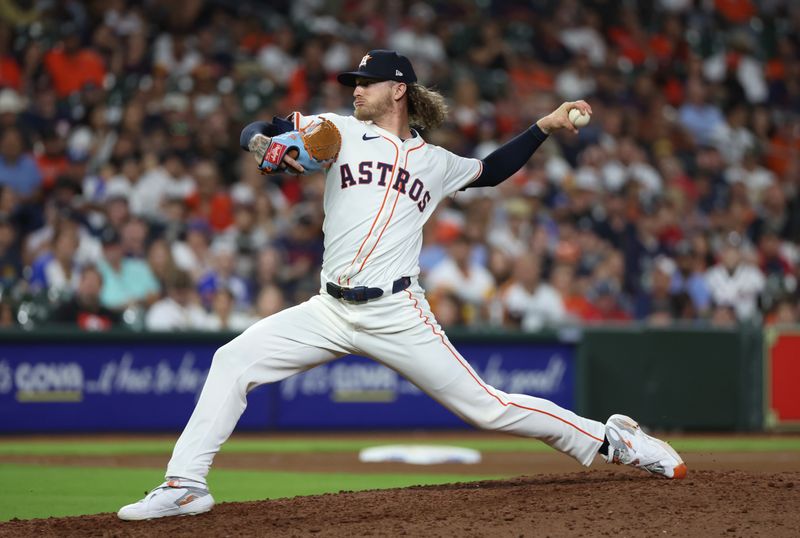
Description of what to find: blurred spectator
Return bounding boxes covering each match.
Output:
[0,126,41,198]
[712,104,755,166]
[705,235,765,322]
[487,198,534,258]
[678,78,724,146]
[103,186,132,231]
[121,217,150,258]
[186,160,233,233]
[145,268,206,331]
[0,27,22,90]
[582,280,632,323]
[702,30,767,104]
[254,284,286,319]
[501,253,566,331]
[764,297,799,326]
[153,33,201,78]
[274,204,324,301]
[97,227,160,310]
[554,53,596,101]
[216,184,269,279]
[172,218,213,282]
[35,130,70,192]
[146,238,178,290]
[0,213,21,290]
[29,225,81,296]
[431,291,467,329]
[257,26,297,86]
[670,240,712,316]
[426,232,495,322]
[388,3,446,83]
[748,184,800,245]
[51,266,122,331]
[131,150,195,221]
[726,148,775,205]
[43,24,106,99]
[710,303,738,327]
[634,256,678,322]
[202,287,255,332]
[25,206,101,268]
[197,241,250,310]
[558,9,606,66]
[550,262,592,321]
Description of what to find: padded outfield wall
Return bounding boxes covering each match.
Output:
[0,326,774,433]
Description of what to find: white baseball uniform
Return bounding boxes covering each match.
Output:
[166,112,605,483]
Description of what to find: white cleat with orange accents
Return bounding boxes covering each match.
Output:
[604,414,687,479]
[117,478,215,520]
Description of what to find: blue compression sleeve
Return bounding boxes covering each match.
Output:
[464,123,549,189]
[239,116,295,150]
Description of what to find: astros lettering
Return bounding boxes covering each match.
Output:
[339,161,430,212]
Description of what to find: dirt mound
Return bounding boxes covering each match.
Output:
[1,470,798,537]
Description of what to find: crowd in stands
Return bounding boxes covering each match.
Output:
[0,0,798,332]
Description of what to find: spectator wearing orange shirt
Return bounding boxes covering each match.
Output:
[185,160,232,233]
[35,130,69,191]
[43,25,106,99]
[582,279,632,323]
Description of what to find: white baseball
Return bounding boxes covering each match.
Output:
[568,108,590,128]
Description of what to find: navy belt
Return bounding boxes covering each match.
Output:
[326,276,412,304]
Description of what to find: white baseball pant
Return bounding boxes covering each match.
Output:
[166,284,605,483]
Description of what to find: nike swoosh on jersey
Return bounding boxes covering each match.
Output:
[362,133,380,141]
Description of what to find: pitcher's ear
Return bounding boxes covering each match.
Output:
[394,82,407,101]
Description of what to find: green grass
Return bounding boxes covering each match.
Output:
[0,464,499,521]
[1,436,798,522]
[0,437,798,457]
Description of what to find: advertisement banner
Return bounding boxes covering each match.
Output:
[276,343,576,428]
[0,342,271,432]
[0,338,575,432]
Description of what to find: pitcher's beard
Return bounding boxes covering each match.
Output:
[354,94,393,122]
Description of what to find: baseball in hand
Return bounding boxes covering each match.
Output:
[568,108,591,128]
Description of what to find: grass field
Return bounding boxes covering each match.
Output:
[0,464,498,521]
[1,435,799,521]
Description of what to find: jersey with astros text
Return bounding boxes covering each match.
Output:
[290,111,483,290]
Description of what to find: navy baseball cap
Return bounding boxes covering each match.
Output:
[337,50,417,87]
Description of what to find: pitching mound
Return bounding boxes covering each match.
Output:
[1,470,797,537]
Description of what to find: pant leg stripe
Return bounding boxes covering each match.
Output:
[404,291,603,443]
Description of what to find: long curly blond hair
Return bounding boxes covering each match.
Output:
[407,83,448,131]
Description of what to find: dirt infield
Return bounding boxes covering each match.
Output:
[1,469,798,537]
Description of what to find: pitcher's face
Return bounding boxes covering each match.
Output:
[353,78,396,122]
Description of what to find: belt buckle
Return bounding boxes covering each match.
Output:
[346,286,369,303]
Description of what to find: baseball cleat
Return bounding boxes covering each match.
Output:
[117,478,215,521]
[604,414,687,479]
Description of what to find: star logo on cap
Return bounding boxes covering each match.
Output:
[358,54,372,68]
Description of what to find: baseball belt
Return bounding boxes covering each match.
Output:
[326,276,412,304]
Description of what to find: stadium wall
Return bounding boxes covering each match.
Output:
[0,327,776,433]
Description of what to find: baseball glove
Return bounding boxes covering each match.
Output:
[251,118,341,174]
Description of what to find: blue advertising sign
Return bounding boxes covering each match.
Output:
[0,342,271,432]
[0,339,575,432]
[276,343,576,428]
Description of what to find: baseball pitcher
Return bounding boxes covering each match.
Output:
[118,50,685,521]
